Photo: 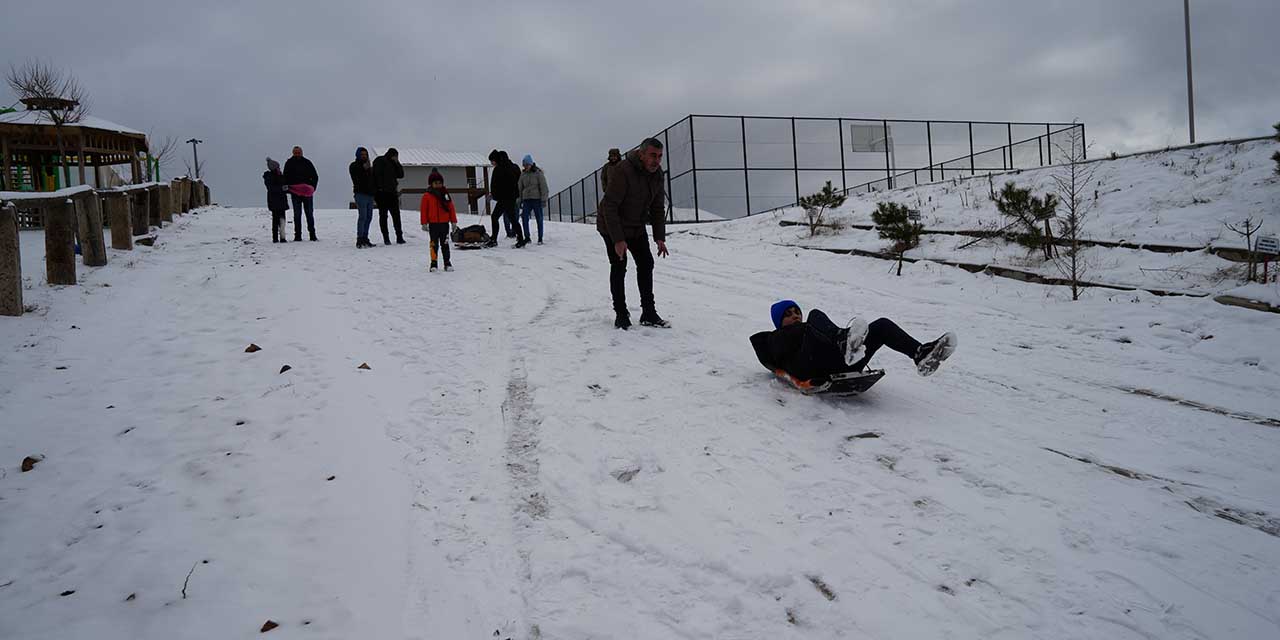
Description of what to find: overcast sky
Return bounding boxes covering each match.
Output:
[2,0,1277,209]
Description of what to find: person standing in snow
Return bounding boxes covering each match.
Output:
[372,147,405,245]
[420,169,458,272]
[283,146,319,241]
[349,147,376,248]
[518,154,549,245]
[487,149,526,248]
[599,147,622,193]
[263,157,290,243]
[749,300,956,385]
[597,138,670,329]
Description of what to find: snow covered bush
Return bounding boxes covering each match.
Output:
[797,181,846,237]
[872,201,922,276]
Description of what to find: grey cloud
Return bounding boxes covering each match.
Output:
[2,0,1275,209]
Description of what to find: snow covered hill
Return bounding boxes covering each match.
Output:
[1,207,1278,639]
[719,137,1280,298]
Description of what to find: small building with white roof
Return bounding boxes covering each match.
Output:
[370,147,491,216]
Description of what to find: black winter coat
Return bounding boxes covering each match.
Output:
[349,160,375,196]
[372,155,404,194]
[283,156,319,187]
[263,171,289,211]
[749,324,843,382]
[489,160,521,201]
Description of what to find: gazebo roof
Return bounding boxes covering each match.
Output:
[372,147,490,168]
[0,110,145,136]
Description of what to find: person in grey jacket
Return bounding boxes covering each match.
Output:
[518,154,550,245]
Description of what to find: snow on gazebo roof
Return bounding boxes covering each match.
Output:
[371,147,490,168]
[0,110,145,136]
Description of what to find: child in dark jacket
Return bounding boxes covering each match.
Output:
[263,157,289,242]
[750,300,956,383]
[419,170,458,271]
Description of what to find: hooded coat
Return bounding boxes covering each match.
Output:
[372,152,403,194]
[349,148,376,196]
[518,165,549,202]
[264,167,289,211]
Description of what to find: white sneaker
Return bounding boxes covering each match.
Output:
[914,332,957,377]
[842,318,870,366]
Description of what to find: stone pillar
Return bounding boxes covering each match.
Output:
[159,185,173,223]
[76,194,108,267]
[0,202,21,316]
[148,186,161,227]
[203,183,211,206]
[170,180,181,215]
[131,190,149,236]
[105,193,133,250]
[180,181,190,213]
[45,199,77,285]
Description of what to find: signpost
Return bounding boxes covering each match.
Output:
[1257,235,1279,282]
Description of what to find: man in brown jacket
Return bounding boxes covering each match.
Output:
[597,138,670,329]
[599,147,622,192]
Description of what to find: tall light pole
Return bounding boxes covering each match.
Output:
[1183,0,1195,144]
[186,138,203,179]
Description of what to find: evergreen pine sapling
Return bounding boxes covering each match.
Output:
[871,201,922,276]
[797,181,846,237]
[993,182,1058,261]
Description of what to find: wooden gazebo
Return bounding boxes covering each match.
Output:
[0,105,149,192]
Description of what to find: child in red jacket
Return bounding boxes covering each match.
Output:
[420,170,458,271]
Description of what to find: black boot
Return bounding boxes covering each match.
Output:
[914,332,957,377]
[614,310,632,330]
[309,232,318,242]
[639,309,671,328]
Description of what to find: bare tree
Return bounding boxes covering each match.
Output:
[145,133,179,182]
[1050,124,1100,301]
[5,60,90,188]
[182,156,205,181]
[1224,217,1263,283]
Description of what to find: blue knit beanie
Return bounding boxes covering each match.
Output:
[522,154,534,166]
[770,300,800,329]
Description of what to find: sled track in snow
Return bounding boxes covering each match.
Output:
[1043,447,1280,538]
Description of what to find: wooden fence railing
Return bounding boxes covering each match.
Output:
[0,178,213,316]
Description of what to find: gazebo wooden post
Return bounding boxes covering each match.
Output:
[105,192,132,250]
[0,201,21,315]
[147,185,161,227]
[131,189,149,236]
[1,135,11,191]
[77,131,87,186]
[180,180,190,214]
[130,154,142,185]
[45,199,77,285]
[159,184,173,223]
[76,193,108,267]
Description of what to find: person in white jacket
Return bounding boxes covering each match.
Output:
[518,154,550,245]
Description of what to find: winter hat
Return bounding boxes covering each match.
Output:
[521,154,534,166]
[428,168,444,184]
[608,148,622,160]
[266,157,280,173]
[770,299,800,329]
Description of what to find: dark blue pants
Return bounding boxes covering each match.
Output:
[290,194,315,238]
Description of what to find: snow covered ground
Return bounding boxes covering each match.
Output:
[717,138,1280,297]
[2,207,1278,639]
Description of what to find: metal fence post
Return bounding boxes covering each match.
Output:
[1046,124,1053,165]
[664,127,674,222]
[791,117,800,203]
[1007,122,1014,170]
[837,118,847,192]
[968,122,976,176]
[689,117,700,221]
[569,183,575,224]
[741,117,751,216]
[882,120,892,188]
[1080,123,1087,159]
[926,121,934,182]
